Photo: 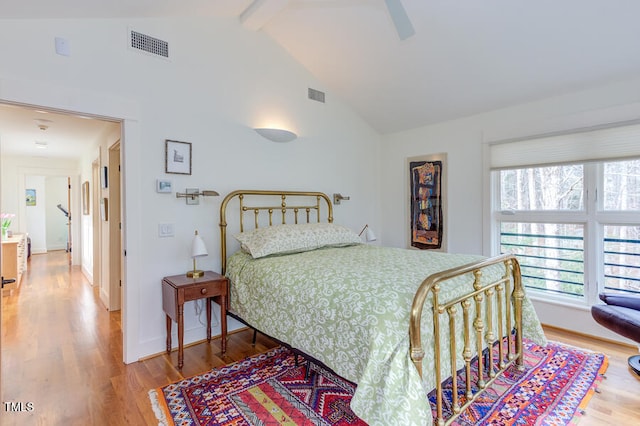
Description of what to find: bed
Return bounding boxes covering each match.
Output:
[219,190,546,426]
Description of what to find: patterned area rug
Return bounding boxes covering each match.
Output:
[149,340,607,425]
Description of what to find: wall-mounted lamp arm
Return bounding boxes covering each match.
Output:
[333,193,351,205]
[176,189,219,204]
[176,190,220,200]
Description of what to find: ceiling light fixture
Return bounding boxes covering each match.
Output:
[35,141,48,149]
[254,128,297,143]
[34,118,53,131]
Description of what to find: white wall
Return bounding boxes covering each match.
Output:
[381,76,640,344]
[0,17,381,362]
[1,156,81,259]
[25,175,46,253]
[45,176,69,251]
[17,175,68,252]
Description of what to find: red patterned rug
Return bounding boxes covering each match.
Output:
[149,340,607,425]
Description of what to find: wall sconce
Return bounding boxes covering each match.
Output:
[187,230,207,278]
[176,188,219,205]
[333,193,350,205]
[359,224,377,242]
[254,128,297,143]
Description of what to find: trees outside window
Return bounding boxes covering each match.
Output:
[494,159,640,303]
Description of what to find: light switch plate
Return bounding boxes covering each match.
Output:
[55,37,70,56]
[158,223,174,238]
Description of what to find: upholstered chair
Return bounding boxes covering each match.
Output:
[591,293,640,375]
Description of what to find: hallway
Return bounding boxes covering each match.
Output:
[1,251,275,425]
[2,251,127,424]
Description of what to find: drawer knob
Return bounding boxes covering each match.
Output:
[200,288,208,295]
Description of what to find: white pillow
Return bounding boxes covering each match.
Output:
[234,223,361,258]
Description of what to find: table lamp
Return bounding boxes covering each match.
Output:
[187,230,208,278]
[359,224,377,242]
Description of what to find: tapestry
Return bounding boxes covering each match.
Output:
[410,159,443,249]
[150,340,607,426]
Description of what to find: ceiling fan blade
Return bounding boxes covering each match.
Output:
[384,0,415,40]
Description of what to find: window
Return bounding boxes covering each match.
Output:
[604,225,640,294]
[491,126,640,304]
[602,158,640,295]
[500,165,584,211]
[500,221,584,297]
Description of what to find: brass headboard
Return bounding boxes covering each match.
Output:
[219,190,334,274]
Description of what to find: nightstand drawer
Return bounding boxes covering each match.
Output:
[183,280,225,301]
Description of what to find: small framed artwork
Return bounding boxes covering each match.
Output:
[26,189,36,206]
[165,140,192,175]
[101,166,108,189]
[82,181,90,215]
[100,198,108,221]
[156,179,172,193]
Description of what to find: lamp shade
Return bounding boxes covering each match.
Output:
[254,128,297,143]
[364,226,377,242]
[358,224,377,242]
[191,232,208,258]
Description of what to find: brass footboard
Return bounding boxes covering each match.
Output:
[409,254,524,426]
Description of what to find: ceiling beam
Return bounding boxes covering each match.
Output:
[239,0,290,31]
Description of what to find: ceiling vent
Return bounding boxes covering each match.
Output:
[308,88,325,103]
[130,30,169,58]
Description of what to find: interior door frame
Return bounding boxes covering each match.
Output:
[1,77,142,364]
[92,159,103,302]
[108,141,122,311]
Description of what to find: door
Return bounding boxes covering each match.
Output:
[108,141,122,311]
[92,160,102,293]
[67,176,72,263]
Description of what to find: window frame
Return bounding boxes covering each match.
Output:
[492,160,640,306]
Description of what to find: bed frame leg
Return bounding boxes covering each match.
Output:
[252,329,257,346]
[293,352,313,380]
[305,363,312,381]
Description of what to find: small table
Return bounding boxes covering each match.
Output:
[162,271,228,369]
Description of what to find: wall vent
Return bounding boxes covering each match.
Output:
[130,30,169,58]
[308,88,326,103]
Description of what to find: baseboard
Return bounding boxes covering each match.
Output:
[81,265,93,285]
[136,316,246,363]
[541,323,637,349]
[532,298,635,346]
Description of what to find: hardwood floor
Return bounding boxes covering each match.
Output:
[1,251,639,425]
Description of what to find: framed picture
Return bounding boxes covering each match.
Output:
[165,140,192,175]
[82,181,90,215]
[100,198,108,221]
[26,189,36,206]
[408,154,447,250]
[101,166,108,189]
[156,179,172,193]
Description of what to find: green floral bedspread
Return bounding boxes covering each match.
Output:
[226,244,546,425]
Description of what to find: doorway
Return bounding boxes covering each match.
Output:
[0,101,126,358]
[23,175,71,256]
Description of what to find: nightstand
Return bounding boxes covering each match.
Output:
[162,271,228,369]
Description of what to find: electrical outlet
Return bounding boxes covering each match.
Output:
[158,223,174,238]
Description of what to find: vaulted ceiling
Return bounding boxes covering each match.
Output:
[2,0,640,157]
